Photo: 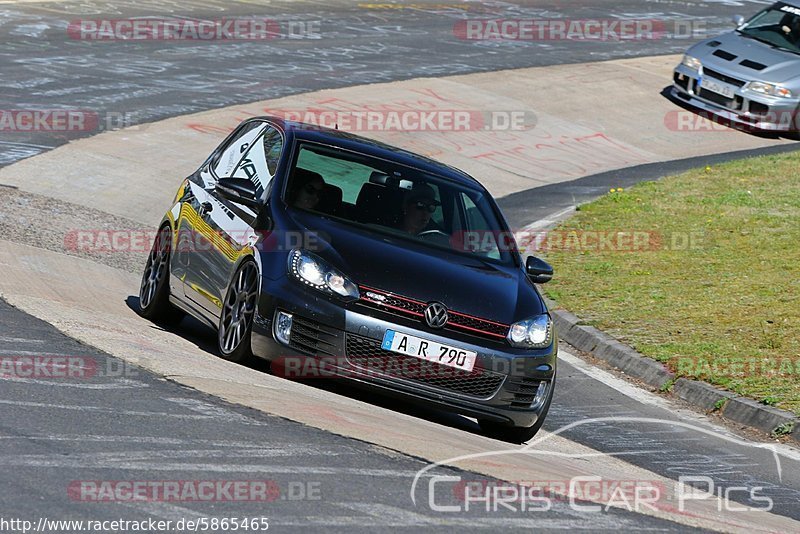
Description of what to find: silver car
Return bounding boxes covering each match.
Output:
[672,1,800,132]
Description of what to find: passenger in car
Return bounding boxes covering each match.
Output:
[288,168,325,210]
[779,13,800,42]
[400,183,440,235]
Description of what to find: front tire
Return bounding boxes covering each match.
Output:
[139,225,182,325]
[479,374,556,444]
[217,260,259,364]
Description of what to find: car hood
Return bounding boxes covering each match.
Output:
[289,213,545,324]
[689,31,800,84]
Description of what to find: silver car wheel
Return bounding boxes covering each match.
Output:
[219,262,259,354]
[140,228,170,310]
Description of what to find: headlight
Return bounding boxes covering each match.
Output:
[288,249,359,299]
[507,314,553,349]
[744,81,792,98]
[681,55,702,71]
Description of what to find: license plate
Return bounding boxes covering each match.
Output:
[700,77,735,99]
[381,330,477,372]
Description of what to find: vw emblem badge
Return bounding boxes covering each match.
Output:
[424,302,448,329]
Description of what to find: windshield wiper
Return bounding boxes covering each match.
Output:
[736,29,769,43]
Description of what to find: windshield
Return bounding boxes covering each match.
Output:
[738,2,800,54]
[284,142,515,264]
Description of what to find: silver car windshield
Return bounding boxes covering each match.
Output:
[738,4,800,54]
[284,142,515,264]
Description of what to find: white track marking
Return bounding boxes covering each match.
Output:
[0,336,45,343]
[277,502,632,529]
[0,455,423,477]
[558,349,673,409]
[0,377,146,389]
[0,433,336,449]
[559,349,800,461]
[4,448,337,462]
[0,399,236,420]
[118,501,206,522]
[520,206,576,232]
[165,398,263,424]
[0,350,83,356]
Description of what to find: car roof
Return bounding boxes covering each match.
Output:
[249,116,483,189]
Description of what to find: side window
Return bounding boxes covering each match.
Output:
[294,148,370,204]
[462,193,489,231]
[230,125,284,197]
[431,193,445,228]
[460,192,501,260]
[262,127,282,176]
[210,122,266,179]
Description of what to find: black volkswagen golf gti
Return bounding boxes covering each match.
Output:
[139,117,557,442]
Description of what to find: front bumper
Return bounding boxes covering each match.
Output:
[672,64,800,132]
[250,276,557,428]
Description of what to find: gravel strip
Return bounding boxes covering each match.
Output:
[0,185,149,274]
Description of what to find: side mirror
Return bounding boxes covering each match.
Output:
[526,256,553,284]
[215,177,262,209]
[732,15,745,27]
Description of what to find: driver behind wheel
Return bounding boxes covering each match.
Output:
[288,168,325,211]
[780,13,800,44]
[400,183,440,235]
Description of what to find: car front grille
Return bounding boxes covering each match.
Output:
[702,68,745,88]
[673,72,689,91]
[697,89,743,111]
[505,376,545,408]
[450,313,508,337]
[288,315,339,357]
[698,88,733,107]
[344,334,505,399]
[748,101,769,115]
[358,285,509,341]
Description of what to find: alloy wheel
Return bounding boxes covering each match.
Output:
[219,262,259,355]
[140,227,170,310]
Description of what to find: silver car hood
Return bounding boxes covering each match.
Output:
[689,31,800,84]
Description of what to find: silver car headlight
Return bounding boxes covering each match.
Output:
[507,314,553,349]
[681,55,702,71]
[744,81,792,98]
[288,249,359,300]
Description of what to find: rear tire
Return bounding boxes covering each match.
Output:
[217,260,259,364]
[479,373,556,444]
[138,225,183,326]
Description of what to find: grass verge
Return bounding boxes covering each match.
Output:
[538,152,800,416]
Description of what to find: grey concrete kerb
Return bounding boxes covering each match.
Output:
[550,307,799,445]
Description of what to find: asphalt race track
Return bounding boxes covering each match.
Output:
[0,299,700,532]
[1,1,799,532]
[0,0,780,167]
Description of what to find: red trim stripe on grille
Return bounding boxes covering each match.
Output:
[358,285,508,339]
